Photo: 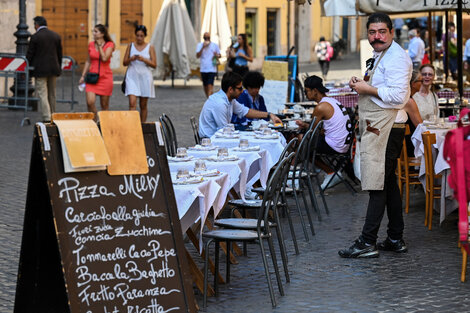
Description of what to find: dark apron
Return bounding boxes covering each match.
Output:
[358,49,398,191]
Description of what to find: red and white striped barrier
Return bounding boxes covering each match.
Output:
[0,57,27,72]
[61,58,73,70]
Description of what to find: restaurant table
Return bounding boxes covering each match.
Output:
[210,130,286,164]
[411,123,458,223]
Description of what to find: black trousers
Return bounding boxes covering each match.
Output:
[318,60,330,77]
[361,127,405,244]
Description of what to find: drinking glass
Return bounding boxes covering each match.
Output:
[227,123,235,132]
[176,168,189,179]
[263,128,272,136]
[217,147,228,157]
[239,139,249,148]
[194,160,207,173]
[176,147,187,158]
[201,138,211,146]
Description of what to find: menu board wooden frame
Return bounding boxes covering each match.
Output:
[14,123,196,313]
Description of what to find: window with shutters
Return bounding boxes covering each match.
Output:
[41,0,89,66]
[121,0,143,44]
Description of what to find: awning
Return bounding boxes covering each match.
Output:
[357,0,463,14]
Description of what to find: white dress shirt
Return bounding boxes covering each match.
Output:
[408,37,425,63]
[370,41,413,110]
[198,89,249,138]
[196,42,220,73]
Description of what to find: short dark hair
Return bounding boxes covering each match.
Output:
[243,71,265,89]
[448,21,455,28]
[33,16,47,27]
[366,13,393,31]
[135,25,147,36]
[221,72,243,92]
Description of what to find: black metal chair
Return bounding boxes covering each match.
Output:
[248,138,300,254]
[159,114,178,156]
[305,121,330,215]
[288,129,319,240]
[202,153,294,309]
[316,118,358,195]
[190,116,201,145]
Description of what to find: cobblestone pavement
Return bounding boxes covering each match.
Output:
[1,56,470,312]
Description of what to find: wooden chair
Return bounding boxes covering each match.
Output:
[397,124,421,213]
[422,132,442,230]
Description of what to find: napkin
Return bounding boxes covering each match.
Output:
[167,155,194,162]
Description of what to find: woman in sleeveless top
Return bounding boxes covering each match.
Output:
[123,25,156,122]
[228,34,253,78]
[413,64,438,121]
[79,24,115,121]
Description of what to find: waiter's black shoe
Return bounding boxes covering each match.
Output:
[377,237,408,253]
[338,237,379,258]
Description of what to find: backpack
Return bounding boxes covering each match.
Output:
[327,45,334,60]
[443,108,470,245]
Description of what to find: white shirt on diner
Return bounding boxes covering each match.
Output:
[370,41,413,110]
[407,36,425,63]
[196,41,220,73]
[198,89,249,138]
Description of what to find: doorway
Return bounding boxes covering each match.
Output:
[245,9,257,57]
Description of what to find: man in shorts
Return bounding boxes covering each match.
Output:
[196,32,221,97]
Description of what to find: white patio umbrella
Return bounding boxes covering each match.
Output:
[150,0,199,79]
[200,0,232,62]
[321,0,364,16]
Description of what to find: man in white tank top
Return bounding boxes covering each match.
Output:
[296,75,352,155]
[296,75,352,189]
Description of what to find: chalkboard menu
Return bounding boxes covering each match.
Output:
[14,123,196,313]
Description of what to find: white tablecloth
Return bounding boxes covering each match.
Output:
[411,123,458,223]
[210,131,286,163]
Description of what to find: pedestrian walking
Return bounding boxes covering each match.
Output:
[79,24,115,121]
[196,32,221,98]
[340,12,412,258]
[123,25,156,122]
[407,29,425,69]
[26,16,62,122]
[315,37,332,80]
[227,34,253,78]
[442,22,458,80]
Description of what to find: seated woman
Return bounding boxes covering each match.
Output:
[231,71,268,130]
[413,64,439,121]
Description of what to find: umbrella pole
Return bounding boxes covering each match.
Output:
[172,70,175,88]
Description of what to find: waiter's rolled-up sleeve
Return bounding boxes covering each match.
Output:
[376,58,412,106]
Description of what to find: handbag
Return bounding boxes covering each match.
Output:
[121,43,132,93]
[85,51,101,84]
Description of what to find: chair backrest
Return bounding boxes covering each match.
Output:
[258,152,295,232]
[306,120,323,172]
[159,114,178,156]
[422,131,437,188]
[399,124,412,167]
[306,116,317,132]
[278,137,298,163]
[291,129,313,178]
[190,116,201,145]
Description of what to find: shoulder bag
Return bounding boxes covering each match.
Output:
[85,46,101,84]
[121,43,132,93]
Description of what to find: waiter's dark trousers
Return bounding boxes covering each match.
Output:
[361,127,406,244]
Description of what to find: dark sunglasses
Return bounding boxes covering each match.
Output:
[233,86,243,91]
[203,37,210,40]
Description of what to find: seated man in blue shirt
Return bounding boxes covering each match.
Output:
[231,71,268,130]
[198,72,281,138]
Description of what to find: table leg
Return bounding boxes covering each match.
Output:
[185,248,214,296]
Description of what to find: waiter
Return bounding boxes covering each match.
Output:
[339,13,412,258]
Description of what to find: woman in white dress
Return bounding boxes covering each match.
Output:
[413,64,439,121]
[123,25,156,122]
